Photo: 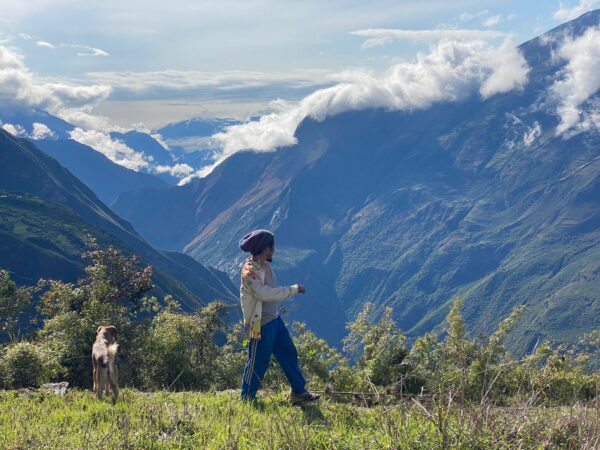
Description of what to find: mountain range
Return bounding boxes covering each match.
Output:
[0,129,237,310]
[0,105,238,191]
[112,11,600,351]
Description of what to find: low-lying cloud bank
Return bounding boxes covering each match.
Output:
[68,128,151,171]
[213,37,530,161]
[1,121,56,140]
[86,69,336,94]
[207,22,600,180]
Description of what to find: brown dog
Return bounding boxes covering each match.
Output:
[92,325,119,403]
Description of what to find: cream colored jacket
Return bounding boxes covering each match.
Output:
[240,257,299,339]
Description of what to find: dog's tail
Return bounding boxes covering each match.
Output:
[99,343,119,367]
[107,343,119,363]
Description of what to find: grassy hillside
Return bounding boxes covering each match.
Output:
[0,190,120,285]
[0,389,597,449]
[0,190,233,306]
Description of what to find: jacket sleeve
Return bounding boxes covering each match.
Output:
[247,276,299,303]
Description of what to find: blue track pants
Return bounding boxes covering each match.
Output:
[241,316,306,400]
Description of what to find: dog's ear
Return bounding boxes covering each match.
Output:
[96,325,104,334]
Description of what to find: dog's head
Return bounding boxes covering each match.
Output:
[96,325,117,343]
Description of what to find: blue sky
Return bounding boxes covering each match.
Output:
[0,0,596,127]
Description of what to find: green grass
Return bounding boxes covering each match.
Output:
[0,389,597,449]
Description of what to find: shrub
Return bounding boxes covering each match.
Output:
[0,269,33,342]
[0,342,60,388]
[292,321,347,388]
[213,322,247,390]
[137,299,228,390]
[342,303,410,391]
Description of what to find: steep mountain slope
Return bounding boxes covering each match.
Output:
[36,138,167,205]
[0,190,97,285]
[113,12,600,348]
[0,129,236,308]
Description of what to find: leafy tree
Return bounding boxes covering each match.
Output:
[37,238,154,387]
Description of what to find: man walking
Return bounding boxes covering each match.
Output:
[239,229,319,404]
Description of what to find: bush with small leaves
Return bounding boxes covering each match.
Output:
[213,322,247,390]
[343,303,411,391]
[137,298,228,390]
[0,269,33,342]
[0,342,60,388]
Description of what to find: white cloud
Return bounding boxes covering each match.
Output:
[85,69,335,93]
[503,114,543,149]
[479,37,530,98]
[59,110,112,130]
[69,127,151,171]
[1,121,56,140]
[150,133,170,150]
[18,33,32,40]
[213,37,530,167]
[553,0,600,21]
[30,122,56,139]
[458,10,514,28]
[549,26,600,136]
[1,122,25,136]
[60,43,109,57]
[36,40,55,49]
[523,121,542,147]
[0,44,111,124]
[154,163,194,177]
[482,15,503,28]
[178,167,213,186]
[579,106,600,129]
[350,28,504,48]
[459,10,490,23]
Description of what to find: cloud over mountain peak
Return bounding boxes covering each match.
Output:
[213,36,530,163]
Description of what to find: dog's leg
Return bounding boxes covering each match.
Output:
[97,369,106,399]
[92,357,98,394]
[109,364,119,404]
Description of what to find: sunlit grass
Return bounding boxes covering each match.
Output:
[0,389,597,449]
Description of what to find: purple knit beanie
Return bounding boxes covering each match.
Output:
[239,229,275,255]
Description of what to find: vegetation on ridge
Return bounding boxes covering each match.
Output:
[0,243,598,448]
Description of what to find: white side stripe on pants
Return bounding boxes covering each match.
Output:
[245,339,258,386]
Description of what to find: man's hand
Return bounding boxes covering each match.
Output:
[297,285,306,294]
